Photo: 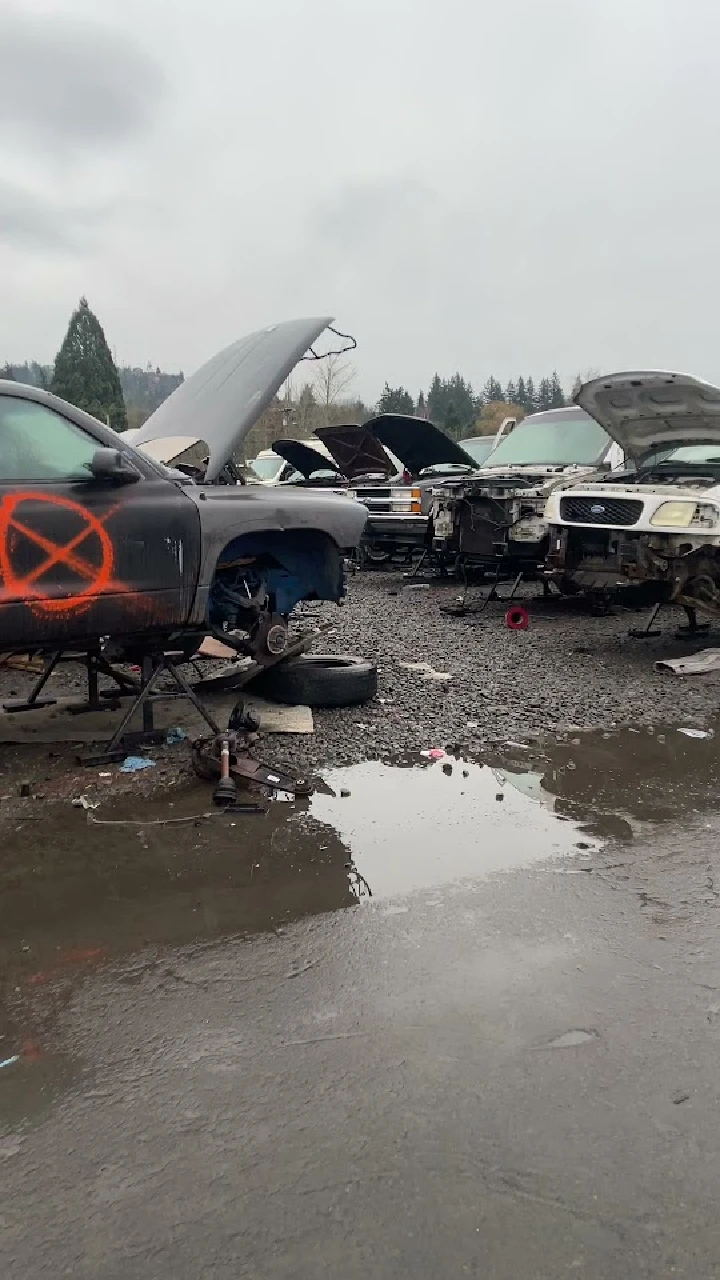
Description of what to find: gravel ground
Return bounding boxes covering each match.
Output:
[0,570,719,802]
[268,571,720,771]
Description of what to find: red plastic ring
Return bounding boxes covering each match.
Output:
[506,606,530,631]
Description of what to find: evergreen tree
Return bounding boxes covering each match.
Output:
[427,374,444,423]
[549,370,565,408]
[444,402,461,441]
[516,376,526,409]
[377,383,415,415]
[537,377,552,411]
[51,297,127,431]
[525,376,536,413]
[505,380,517,405]
[483,376,504,403]
[416,390,427,419]
[446,373,476,433]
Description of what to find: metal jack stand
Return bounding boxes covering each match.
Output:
[83,650,222,765]
[677,606,711,640]
[628,601,664,639]
[441,568,524,619]
[3,646,139,714]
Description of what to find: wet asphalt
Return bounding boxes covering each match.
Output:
[3,575,720,1276]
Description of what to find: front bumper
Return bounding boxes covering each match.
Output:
[546,524,720,593]
[364,513,429,548]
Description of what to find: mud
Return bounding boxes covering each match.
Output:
[4,576,720,1277]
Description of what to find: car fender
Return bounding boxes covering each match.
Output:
[185,485,367,624]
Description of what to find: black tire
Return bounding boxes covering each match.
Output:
[249,654,378,708]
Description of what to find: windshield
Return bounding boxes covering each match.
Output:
[249,454,285,481]
[461,439,494,465]
[644,444,720,466]
[485,414,610,468]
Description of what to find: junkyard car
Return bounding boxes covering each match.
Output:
[345,415,480,562]
[430,406,621,575]
[0,316,367,658]
[253,439,346,488]
[544,371,720,617]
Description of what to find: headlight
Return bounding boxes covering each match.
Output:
[650,501,698,528]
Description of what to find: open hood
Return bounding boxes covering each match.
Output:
[315,423,395,480]
[368,414,477,475]
[132,316,333,483]
[271,438,339,479]
[575,371,720,464]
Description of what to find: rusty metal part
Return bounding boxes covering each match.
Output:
[191,734,312,798]
[213,734,238,806]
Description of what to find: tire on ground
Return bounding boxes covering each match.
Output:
[249,654,378,708]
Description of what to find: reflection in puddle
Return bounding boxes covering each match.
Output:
[311,757,584,898]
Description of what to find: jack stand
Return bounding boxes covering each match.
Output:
[404,548,431,580]
[83,649,222,765]
[441,569,524,619]
[628,601,663,639]
[677,606,711,640]
[3,646,139,714]
[3,650,61,712]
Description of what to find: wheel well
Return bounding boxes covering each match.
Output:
[208,528,344,622]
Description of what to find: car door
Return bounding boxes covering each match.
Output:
[0,390,201,651]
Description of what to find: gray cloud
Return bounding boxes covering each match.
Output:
[0,180,105,251]
[2,0,720,397]
[0,8,164,152]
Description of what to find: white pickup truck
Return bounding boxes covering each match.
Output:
[544,370,720,619]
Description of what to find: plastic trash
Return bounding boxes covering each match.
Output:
[506,605,530,631]
[678,728,714,740]
[421,748,446,760]
[120,756,157,773]
[165,727,188,746]
[72,796,99,810]
[0,1055,20,1071]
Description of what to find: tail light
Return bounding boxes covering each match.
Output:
[411,487,422,514]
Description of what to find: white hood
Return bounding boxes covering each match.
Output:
[576,370,720,465]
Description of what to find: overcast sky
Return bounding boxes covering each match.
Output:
[1,0,718,402]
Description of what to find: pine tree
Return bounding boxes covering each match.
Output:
[537,377,552,411]
[444,402,461,441]
[377,384,415,415]
[416,390,427,419]
[427,374,444,424]
[550,371,565,408]
[525,377,536,413]
[516,376,526,409]
[505,380,517,405]
[483,376,504,404]
[51,297,127,432]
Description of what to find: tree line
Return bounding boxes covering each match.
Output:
[378,370,567,440]
[2,297,576,454]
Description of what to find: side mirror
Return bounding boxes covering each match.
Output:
[89,448,140,485]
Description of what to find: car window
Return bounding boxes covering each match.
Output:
[249,454,285,481]
[0,398,100,482]
[485,414,610,467]
[461,439,494,465]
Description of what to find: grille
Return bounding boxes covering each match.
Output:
[560,496,643,526]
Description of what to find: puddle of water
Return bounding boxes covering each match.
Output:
[507,722,720,829]
[311,756,582,898]
[3,723,715,1129]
